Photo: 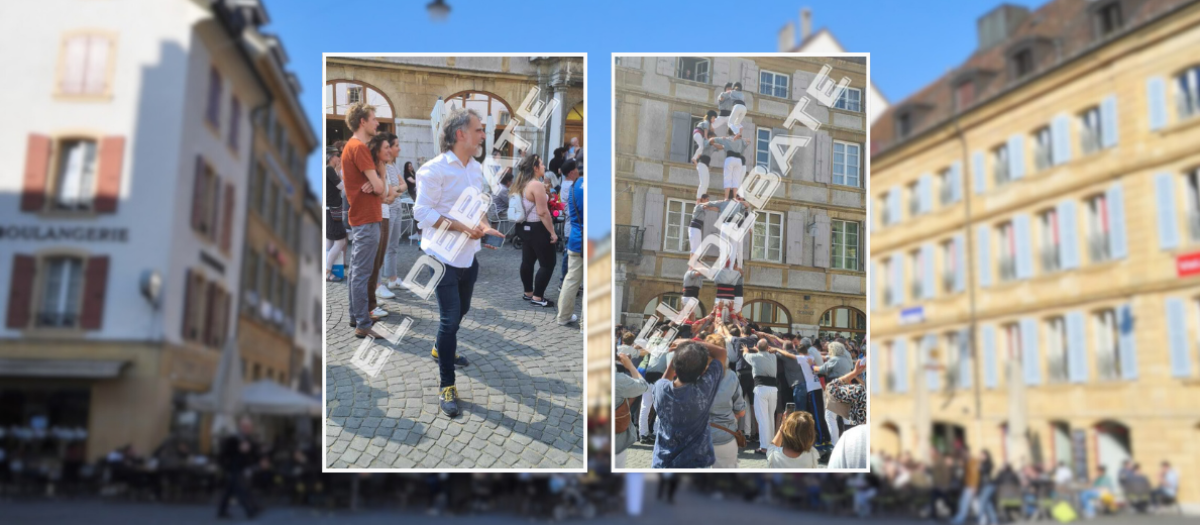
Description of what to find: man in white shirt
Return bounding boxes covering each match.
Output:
[412,107,502,418]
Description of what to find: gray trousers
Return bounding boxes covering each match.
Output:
[381,214,404,279]
[347,221,381,330]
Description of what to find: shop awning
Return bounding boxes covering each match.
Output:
[0,358,128,378]
[188,379,321,417]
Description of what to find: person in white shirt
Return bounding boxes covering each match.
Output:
[765,410,819,468]
[1053,461,1073,486]
[412,107,503,418]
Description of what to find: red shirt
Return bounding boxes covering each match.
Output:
[342,137,382,226]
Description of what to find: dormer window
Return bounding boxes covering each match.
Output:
[896,112,913,138]
[1012,48,1035,79]
[955,81,975,110]
[1094,1,1123,38]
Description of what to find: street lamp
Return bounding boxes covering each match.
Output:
[427,0,450,20]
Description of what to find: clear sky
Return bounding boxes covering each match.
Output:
[263,0,1039,239]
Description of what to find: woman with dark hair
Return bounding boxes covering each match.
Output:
[511,154,558,307]
[403,161,417,200]
[325,151,347,282]
[649,337,728,468]
[363,132,403,317]
[546,147,567,190]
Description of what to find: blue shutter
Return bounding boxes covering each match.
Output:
[950,161,963,203]
[924,334,940,391]
[954,233,966,293]
[892,256,905,306]
[1066,311,1088,383]
[1106,183,1128,259]
[1051,113,1072,165]
[1020,317,1041,386]
[1154,172,1181,250]
[1014,214,1034,279]
[982,325,998,389]
[920,174,933,214]
[870,341,881,395]
[870,260,879,312]
[1118,304,1138,380]
[977,225,991,288]
[894,339,909,393]
[972,151,986,195]
[1008,134,1026,180]
[1057,200,1081,270]
[958,328,972,389]
[888,186,901,225]
[1147,76,1167,132]
[1100,95,1119,148]
[922,243,936,300]
[1165,298,1192,378]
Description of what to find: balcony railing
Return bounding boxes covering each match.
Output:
[1088,234,1111,263]
[1040,245,1061,273]
[998,256,1017,281]
[614,224,645,264]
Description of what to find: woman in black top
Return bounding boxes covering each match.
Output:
[403,161,417,201]
[325,152,347,282]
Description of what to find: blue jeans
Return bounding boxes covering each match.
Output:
[434,259,479,388]
[1079,489,1099,519]
[792,384,809,414]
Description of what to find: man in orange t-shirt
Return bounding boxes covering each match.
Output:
[341,102,386,337]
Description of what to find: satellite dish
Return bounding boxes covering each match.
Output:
[140,269,163,308]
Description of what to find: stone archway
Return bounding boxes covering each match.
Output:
[878,421,902,457]
[324,79,395,147]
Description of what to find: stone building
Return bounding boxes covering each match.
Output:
[0,0,311,458]
[586,239,612,417]
[323,56,584,170]
[612,55,867,341]
[868,0,1200,510]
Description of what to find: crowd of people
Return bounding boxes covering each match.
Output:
[613,314,870,470]
[325,102,584,419]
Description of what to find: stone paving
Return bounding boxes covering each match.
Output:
[325,241,584,469]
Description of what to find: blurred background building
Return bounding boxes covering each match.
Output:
[867,0,1200,510]
[612,56,867,340]
[586,237,612,420]
[0,0,317,460]
[323,56,584,166]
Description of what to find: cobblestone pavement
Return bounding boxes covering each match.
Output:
[325,242,584,469]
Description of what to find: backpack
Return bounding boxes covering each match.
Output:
[508,194,525,222]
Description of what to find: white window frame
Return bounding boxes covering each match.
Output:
[1034,125,1054,172]
[993,144,1010,186]
[909,249,923,300]
[1186,169,1200,243]
[882,257,895,306]
[663,198,692,254]
[52,138,98,211]
[998,221,1016,282]
[941,238,957,294]
[37,256,85,328]
[945,331,962,389]
[1003,322,1022,384]
[835,87,862,112]
[676,57,711,83]
[755,127,772,169]
[751,210,784,263]
[1079,106,1103,155]
[831,219,860,271]
[938,167,955,205]
[1093,309,1121,380]
[832,140,861,188]
[1176,66,1200,121]
[1086,194,1111,263]
[1046,317,1068,383]
[907,181,921,218]
[759,69,790,99]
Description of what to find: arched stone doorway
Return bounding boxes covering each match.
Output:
[741,299,790,332]
[878,421,902,457]
[643,292,706,322]
[444,90,514,162]
[1095,420,1132,496]
[932,420,967,456]
[324,80,395,147]
[818,305,866,341]
[564,102,583,152]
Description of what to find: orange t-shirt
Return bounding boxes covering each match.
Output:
[342,137,382,226]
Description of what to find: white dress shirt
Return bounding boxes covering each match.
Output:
[413,151,486,269]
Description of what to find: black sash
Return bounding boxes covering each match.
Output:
[753,376,778,388]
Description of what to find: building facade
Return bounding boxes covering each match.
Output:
[323,56,584,169]
[586,239,612,417]
[868,0,1200,509]
[612,56,867,340]
[237,30,318,395]
[0,0,311,459]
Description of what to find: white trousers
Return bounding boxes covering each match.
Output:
[729,104,747,135]
[740,390,755,434]
[638,390,655,438]
[753,385,778,447]
[714,115,729,135]
[723,157,744,189]
[713,439,739,468]
[733,296,744,314]
[695,163,710,200]
[826,408,842,448]
[688,227,702,257]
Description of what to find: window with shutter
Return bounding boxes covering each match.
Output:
[229,96,241,151]
[58,33,112,96]
[1080,106,1102,155]
[1093,309,1121,380]
[751,211,784,263]
[677,58,711,83]
[1033,125,1053,172]
[758,70,789,98]
[36,256,84,328]
[941,238,957,294]
[992,144,1010,186]
[997,221,1016,282]
[51,139,97,211]
[7,255,37,328]
[662,198,691,254]
[1085,194,1112,262]
[206,66,222,128]
[1045,317,1068,383]
[835,87,862,112]
[832,141,860,187]
[1176,66,1200,121]
[80,255,108,330]
[831,220,859,270]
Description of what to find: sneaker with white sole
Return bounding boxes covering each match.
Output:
[371,307,388,318]
[386,278,403,289]
[376,286,395,299]
[557,314,579,326]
